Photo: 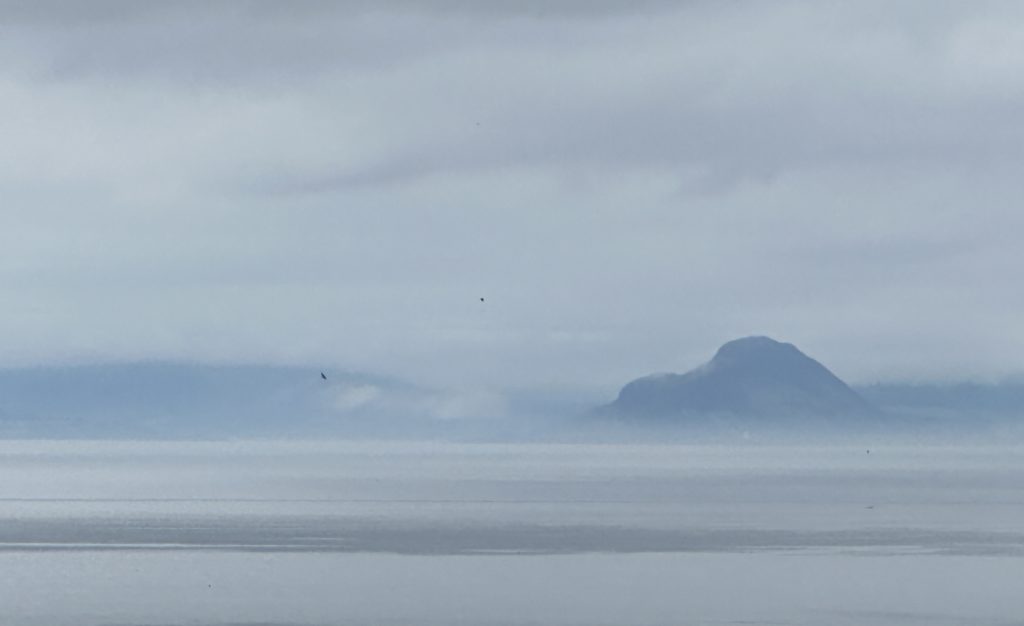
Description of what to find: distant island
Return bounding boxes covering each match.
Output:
[601,336,877,425]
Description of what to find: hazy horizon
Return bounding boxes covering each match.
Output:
[1,354,1024,441]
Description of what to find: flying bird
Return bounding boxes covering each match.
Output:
[321,372,327,380]
[480,297,485,302]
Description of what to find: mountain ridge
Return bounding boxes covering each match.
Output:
[604,336,876,422]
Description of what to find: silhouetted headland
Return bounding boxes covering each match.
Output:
[601,336,877,426]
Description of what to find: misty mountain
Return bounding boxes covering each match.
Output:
[602,337,877,425]
[858,381,1024,421]
[8,353,1024,440]
[0,362,592,439]
[0,363,436,437]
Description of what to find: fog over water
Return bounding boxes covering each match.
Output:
[1,440,1023,625]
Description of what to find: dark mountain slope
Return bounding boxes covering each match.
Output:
[606,336,875,421]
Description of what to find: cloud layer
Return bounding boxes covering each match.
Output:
[3,2,1024,392]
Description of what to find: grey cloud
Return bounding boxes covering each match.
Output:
[214,3,1024,196]
[0,0,687,86]
[2,1,1024,392]
[0,0,690,24]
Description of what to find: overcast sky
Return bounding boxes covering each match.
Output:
[4,1,1024,393]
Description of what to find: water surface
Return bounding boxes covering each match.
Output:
[0,441,1021,625]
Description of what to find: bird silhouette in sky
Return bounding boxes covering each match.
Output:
[480,297,485,302]
[321,372,327,380]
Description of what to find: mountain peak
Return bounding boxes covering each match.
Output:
[605,336,875,422]
[705,336,832,379]
[714,335,793,357]
[709,336,803,368]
